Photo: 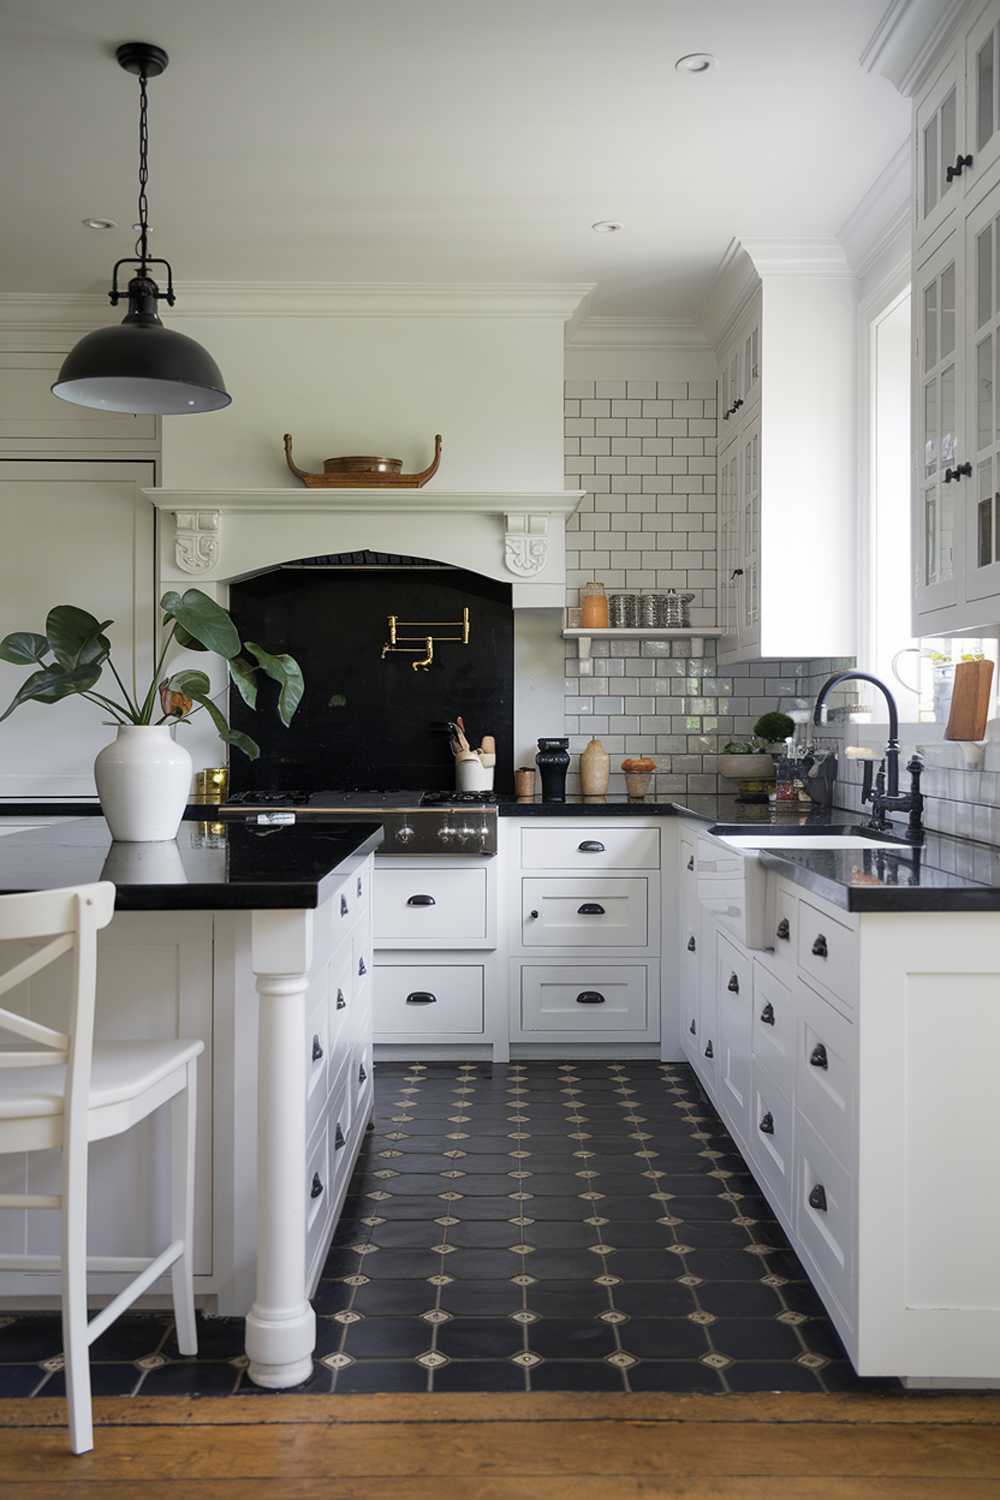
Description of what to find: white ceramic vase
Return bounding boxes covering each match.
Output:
[94,725,192,842]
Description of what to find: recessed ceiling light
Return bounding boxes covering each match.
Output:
[675,53,716,74]
[82,217,116,231]
[592,220,624,234]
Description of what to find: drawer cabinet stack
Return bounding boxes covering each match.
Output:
[510,822,661,1047]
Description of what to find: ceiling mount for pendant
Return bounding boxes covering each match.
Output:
[51,40,230,417]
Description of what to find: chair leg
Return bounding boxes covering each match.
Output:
[61,1147,93,1455]
[170,1059,198,1356]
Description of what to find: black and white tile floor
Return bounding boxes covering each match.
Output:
[0,1061,899,1397]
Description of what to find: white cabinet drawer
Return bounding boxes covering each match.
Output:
[716,931,752,1135]
[520,964,649,1032]
[521,825,659,870]
[747,1066,794,1220]
[795,978,855,1169]
[375,867,487,943]
[796,900,857,1013]
[794,1112,855,1326]
[752,960,795,1100]
[306,983,329,1139]
[305,1120,331,1275]
[522,877,647,947]
[328,941,353,1046]
[374,964,485,1035]
[765,879,798,982]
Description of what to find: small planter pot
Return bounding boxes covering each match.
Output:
[94,725,193,842]
[718,752,776,783]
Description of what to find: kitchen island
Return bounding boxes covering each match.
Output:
[0,816,382,1389]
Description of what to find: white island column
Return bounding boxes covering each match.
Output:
[244,907,316,1388]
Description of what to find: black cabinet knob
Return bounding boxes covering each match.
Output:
[811,934,828,959]
[760,1002,775,1026]
[334,1124,346,1150]
[727,973,740,994]
[733,397,744,410]
[406,991,437,1005]
[311,1034,324,1062]
[687,856,694,871]
[577,902,606,915]
[808,1184,827,1212]
[578,839,606,852]
[809,1042,829,1070]
[687,935,697,952]
[357,876,363,898]
[704,1040,714,1059]
[311,1172,324,1199]
[336,989,347,1011]
[407,893,436,906]
[529,909,539,919]
[576,990,606,1004]
[956,460,972,478]
[689,1018,697,1035]
[340,895,349,916]
[759,1111,774,1135]
[945,152,973,181]
[776,917,790,941]
[731,568,744,579]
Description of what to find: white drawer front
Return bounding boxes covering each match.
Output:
[752,960,794,1100]
[796,899,857,1012]
[306,983,329,1139]
[747,1067,794,1220]
[375,867,487,943]
[520,964,649,1032]
[716,932,752,1135]
[521,825,659,870]
[522,877,647,947]
[766,880,798,981]
[794,1111,855,1326]
[795,978,855,1169]
[305,1120,332,1275]
[374,964,485,1035]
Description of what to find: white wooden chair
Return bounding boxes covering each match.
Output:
[0,882,203,1454]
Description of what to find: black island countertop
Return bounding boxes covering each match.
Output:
[0,817,383,910]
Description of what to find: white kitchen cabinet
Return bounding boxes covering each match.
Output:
[915,52,964,251]
[913,231,965,623]
[0,350,158,455]
[966,1,1000,202]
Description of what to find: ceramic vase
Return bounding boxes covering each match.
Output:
[580,737,610,796]
[536,737,570,802]
[94,725,192,842]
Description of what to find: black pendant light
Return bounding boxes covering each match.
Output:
[52,42,230,416]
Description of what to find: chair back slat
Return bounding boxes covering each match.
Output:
[0,1050,64,1068]
[0,999,67,1052]
[0,931,74,1004]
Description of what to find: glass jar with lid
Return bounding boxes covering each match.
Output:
[580,579,609,629]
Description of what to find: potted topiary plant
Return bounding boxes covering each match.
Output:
[753,710,796,753]
[0,589,303,843]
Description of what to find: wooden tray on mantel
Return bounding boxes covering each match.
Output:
[283,433,442,488]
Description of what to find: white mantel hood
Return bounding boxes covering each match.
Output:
[146,487,583,608]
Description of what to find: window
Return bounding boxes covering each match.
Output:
[867,285,998,723]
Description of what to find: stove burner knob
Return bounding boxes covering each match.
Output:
[438,823,456,842]
[396,824,415,845]
[457,823,476,842]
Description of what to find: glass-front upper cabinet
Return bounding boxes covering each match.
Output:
[914,232,965,622]
[916,55,964,250]
[965,0,1000,198]
[741,298,761,417]
[966,186,1000,604]
[740,414,761,643]
[718,438,740,642]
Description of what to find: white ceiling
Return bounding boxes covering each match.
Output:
[0,0,910,317]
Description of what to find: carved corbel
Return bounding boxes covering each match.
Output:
[174,510,221,575]
[504,513,549,577]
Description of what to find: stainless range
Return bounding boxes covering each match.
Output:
[220,789,498,855]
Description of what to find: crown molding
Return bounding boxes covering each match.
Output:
[736,238,854,277]
[860,0,966,96]
[0,282,596,326]
[837,140,912,278]
[566,315,709,351]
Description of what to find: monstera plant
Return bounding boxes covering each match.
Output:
[0,589,304,842]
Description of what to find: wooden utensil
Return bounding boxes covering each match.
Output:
[454,716,470,753]
[945,659,995,741]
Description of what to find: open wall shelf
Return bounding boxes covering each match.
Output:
[562,625,724,673]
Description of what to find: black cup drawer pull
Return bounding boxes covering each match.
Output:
[689,1018,696,1035]
[577,902,606,915]
[311,1034,324,1062]
[687,935,697,952]
[811,934,828,959]
[578,840,605,853]
[759,1111,774,1135]
[727,972,740,994]
[334,1124,346,1150]
[776,917,790,941]
[809,1042,829,1069]
[808,1184,828,1212]
[576,990,606,1004]
[704,1040,714,1059]
[760,1002,775,1026]
[310,1172,324,1199]
[407,893,436,907]
[406,991,437,1005]
[687,856,695,871]
[336,989,347,1010]
[340,895,349,916]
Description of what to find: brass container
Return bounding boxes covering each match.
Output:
[192,766,228,803]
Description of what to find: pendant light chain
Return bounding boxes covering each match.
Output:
[135,69,150,270]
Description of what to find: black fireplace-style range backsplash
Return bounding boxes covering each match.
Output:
[228,559,514,794]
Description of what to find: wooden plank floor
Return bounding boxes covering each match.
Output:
[2,1391,1000,1498]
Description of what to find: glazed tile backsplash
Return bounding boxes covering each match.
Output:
[835,744,1000,846]
[563,376,856,798]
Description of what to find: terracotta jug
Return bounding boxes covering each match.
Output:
[580,737,610,796]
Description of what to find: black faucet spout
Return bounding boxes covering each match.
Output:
[812,669,923,840]
[813,670,901,797]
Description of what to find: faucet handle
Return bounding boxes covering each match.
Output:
[861,758,874,803]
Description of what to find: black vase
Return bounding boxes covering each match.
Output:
[536,737,570,802]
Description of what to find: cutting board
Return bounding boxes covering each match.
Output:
[945,660,995,741]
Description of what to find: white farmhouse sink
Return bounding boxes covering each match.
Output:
[720,833,904,851]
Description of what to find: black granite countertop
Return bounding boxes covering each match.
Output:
[0,798,223,819]
[0,817,383,910]
[498,794,848,823]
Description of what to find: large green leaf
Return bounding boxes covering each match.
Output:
[227,655,259,710]
[161,588,240,659]
[246,642,304,726]
[45,607,112,670]
[178,681,260,760]
[173,624,208,652]
[0,632,49,666]
[0,664,101,722]
[166,669,211,698]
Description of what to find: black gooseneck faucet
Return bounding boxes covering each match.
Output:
[813,671,925,842]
